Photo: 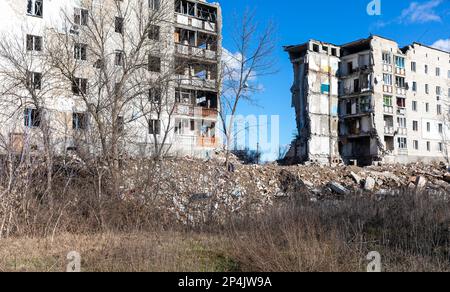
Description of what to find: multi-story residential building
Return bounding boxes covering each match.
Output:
[0,0,222,158]
[285,35,450,165]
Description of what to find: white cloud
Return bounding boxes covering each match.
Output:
[399,0,443,24]
[373,0,443,28]
[432,39,450,52]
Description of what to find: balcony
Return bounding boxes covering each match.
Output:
[397,128,407,136]
[383,85,393,93]
[198,136,217,147]
[175,104,217,119]
[396,87,406,95]
[383,64,393,73]
[175,14,217,33]
[395,67,405,76]
[383,105,394,114]
[175,43,217,61]
[384,126,395,136]
[397,107,406,115]
[175,75,217,90]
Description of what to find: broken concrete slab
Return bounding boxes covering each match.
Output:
[350,172,362,185]
[328,182,350,195]
[416,176,427,189]
[364,177,376,191]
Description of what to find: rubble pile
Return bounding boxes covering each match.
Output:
[121,156,450,224]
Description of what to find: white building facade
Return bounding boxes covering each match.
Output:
[0,0,222,158]
[286,35,450,166]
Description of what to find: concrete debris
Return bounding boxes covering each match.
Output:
[117,157,449,225]
[328,182,350,195]
[350,172,362,185]
[415,176,427,190]
[364,177,376,191]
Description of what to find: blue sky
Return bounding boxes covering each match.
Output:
[218,0,450,161]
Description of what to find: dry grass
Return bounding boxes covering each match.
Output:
[1,159,449,272]
[0,231,240,272]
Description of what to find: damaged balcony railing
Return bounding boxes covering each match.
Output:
[175,14,217,33]
[383,105,394,114]
[175,43,217,60]
[384,126,395,135]
[197,136,216,147]
[175,103,217,118]
[175,75,217,89]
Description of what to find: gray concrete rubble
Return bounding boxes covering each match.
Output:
[117,154,449,224]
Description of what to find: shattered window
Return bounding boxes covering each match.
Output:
[27,0,43,17]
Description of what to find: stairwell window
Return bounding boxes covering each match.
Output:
[27,0,43,17]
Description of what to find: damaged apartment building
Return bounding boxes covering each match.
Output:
[0,0,222,158]
[285,35,450,165]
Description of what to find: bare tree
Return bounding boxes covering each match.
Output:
[219,9,277,168]
[45,0,177,194]
[0,28,63,204]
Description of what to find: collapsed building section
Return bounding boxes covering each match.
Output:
[285,35,450,166]
[284,41,341,165]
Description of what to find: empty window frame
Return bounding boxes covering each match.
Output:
[74,8,89,26]
[115,17,124,34]
[395,76,405,88]
[148,25,160,41]
[382,52,391,64]
[26,35,42,51]
[72,78,88,95]
[149,119,161,135]
[149,0,160,10]
[24,108,41,127]
[149,87,161,103]
[27,0,43,17]
[74,43,87,60]
[72,112,87,130]
[26,71,42,90]
[115,50,125,66]
[148,55,161,72]
[397,137,407,149]
[396,97,406,108]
